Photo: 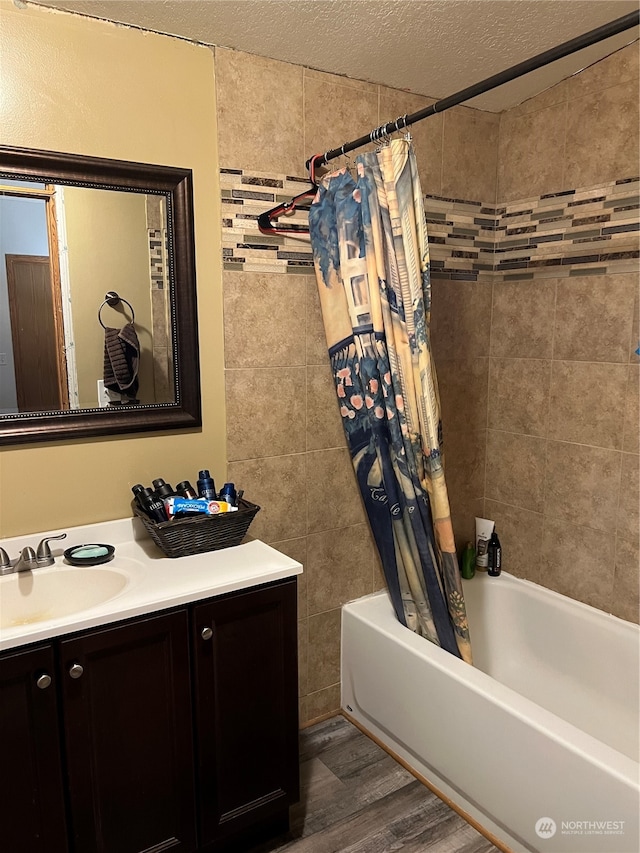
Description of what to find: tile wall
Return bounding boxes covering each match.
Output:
[484,41,639,622]
[215,40,639,724]
[215,47,499,723]
[146,195,172,403]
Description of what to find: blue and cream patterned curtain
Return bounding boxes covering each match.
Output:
[309,139,472,664]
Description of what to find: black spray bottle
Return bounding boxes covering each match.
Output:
[134,486,168,523]
[487,529,502,577]
[152,478,178,500]
[176,480,198,499]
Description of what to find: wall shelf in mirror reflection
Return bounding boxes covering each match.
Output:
[0,146,201,445]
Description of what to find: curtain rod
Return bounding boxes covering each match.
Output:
[306,10,640,170]
[258,10,639,234]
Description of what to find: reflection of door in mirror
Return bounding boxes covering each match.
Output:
[1,181,174,415]
[0,183,69,414]
[6,254,68,412]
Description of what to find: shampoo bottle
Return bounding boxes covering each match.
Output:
[487,529,502,576]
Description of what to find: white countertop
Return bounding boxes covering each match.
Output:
[0,516,302,653]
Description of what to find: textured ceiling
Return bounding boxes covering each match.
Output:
[29,0,640,111]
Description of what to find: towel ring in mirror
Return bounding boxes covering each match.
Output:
[98,292,136,329]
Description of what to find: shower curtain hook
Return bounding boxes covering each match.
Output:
[308,152,326,185]
[341,143,354,175]
[400,114,412,143]
[393,114,407,139]
[373,123,389,151]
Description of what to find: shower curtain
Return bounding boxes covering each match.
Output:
[308,138,472,664]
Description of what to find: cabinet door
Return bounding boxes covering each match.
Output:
[193,578,299,849]
[0,643,68,853]
[60,610,197,853]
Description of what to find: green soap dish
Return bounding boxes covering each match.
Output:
[63,544,115,566]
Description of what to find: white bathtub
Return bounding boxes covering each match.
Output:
[341,572,640,853]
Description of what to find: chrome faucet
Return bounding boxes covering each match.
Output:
[13,546,39,572]
[0,533,67,575]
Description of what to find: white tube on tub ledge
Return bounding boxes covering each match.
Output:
[341,572,640,853]
[475,517,494,570]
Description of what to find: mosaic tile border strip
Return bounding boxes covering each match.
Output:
[490,176,639,281]
[220,169,639,280]
[148,228,167,289]
[221,169,314,274]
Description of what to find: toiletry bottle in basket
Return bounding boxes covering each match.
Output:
[153,478,178,500]
[135,487,168,523]
[219,482,238,507]
[197,470,217,501]
[176,480,198,499]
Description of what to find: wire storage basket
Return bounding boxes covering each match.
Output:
[133,499,260,558]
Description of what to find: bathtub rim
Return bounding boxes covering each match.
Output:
[462,571,640,637]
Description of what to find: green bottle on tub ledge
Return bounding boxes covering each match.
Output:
[460,542,476,579]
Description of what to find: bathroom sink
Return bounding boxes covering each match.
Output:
[0,566,129,629]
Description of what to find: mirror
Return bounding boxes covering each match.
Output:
[0,146,201,445]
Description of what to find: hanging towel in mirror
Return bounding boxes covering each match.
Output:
[103,322,140,397]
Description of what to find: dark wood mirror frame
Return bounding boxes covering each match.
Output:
[0,146,201,446]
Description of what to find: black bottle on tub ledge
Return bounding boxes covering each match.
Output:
[487,529,502,576]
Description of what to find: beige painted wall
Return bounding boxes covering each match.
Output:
[0,1,226,536]
[64,187,152,407]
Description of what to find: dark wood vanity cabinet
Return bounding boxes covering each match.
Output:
[193,578,300,850]
[0,643,68,853]
[60,609,197,853]
[0,576,299,853]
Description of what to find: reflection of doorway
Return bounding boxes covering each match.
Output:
[5,254,69,411]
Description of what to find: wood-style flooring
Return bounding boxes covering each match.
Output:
[247,715,502,853]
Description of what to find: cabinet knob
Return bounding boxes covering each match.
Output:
[69,663,84,679]
[36,672,52,690]
[201,626,213,641]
